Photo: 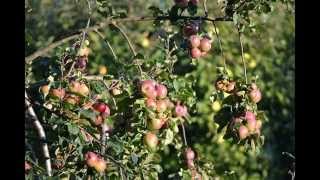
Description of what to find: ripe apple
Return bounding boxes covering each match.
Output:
[50,88,66,99]
[141,80,157,99]
[85,152,98,167]
[155,84,168,99]
[25,161,32,172]
[148,118,165,130]
[249,88,262,103]
[246,118,257,132]
[199,37,212,52]
[190,48,202,59]
[93,102,107,113]
[238,125,249,140]
[156,99,168,113]
[189,35,201,48]
[145,98,157,110]
[64,94,80,105]
[144,132,158,151]
[40,85,50,96]
[184,148,195,160]
[94,158,107,173]
[245,111,256,122]
[69,81,89,96]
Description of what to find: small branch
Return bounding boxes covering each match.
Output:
[100,124,107,155]
[94,29,118,60]
[25,15,231,63]
[25,91,52,176]
[111,23,137,56]
[203,0,208,17]
[180,119,188,147]
[212,21,227,71]
[237,28,248,84]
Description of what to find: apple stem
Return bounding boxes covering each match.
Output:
[25,91,52,176]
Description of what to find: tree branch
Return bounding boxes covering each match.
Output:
[237,28,248,84]
[25,91,52,176]
[25,15,232,64]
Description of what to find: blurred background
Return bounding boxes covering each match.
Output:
[25,0,295,179]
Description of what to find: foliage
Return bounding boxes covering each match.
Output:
[25,0,294,179]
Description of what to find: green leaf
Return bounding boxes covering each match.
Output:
[67,123,80,135]
[134,53,145,60]
[187,4,197,16]
[80,109,97,121]
[163,129,174,145]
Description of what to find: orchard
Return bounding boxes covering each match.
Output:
[25,0,295,179]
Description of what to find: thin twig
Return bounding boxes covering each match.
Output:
[180,120,188,147]
[212,21,227,70]
[111,23,137,56]
[237,28,248,84]
[94,29,118,60]
[66,1,92,78]
[100,124,107,155]
[203,0,208,17]
[25,15,231,63]
[25,91,52,176]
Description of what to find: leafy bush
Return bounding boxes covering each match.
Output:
[25,0,295,179]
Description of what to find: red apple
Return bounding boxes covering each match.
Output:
[184,148,195,160]
[85,152,98,167]
[249,88,262,103]
[155,84,168,99]
[101,105,111,118]
[93,102,107,113]
[190,48,202,59]
[189,35,201,48]
[246,118,257,132]
[145,98,157,110]
[238,125,249,140]
[245,111,256,122]
[25,161,32,172]
[141,80,157,99]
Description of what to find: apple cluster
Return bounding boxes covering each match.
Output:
[232,111,263,140]
[140,79,189,151]
[188,35,212,59]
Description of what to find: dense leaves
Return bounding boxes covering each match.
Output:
[25,0,294,179]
